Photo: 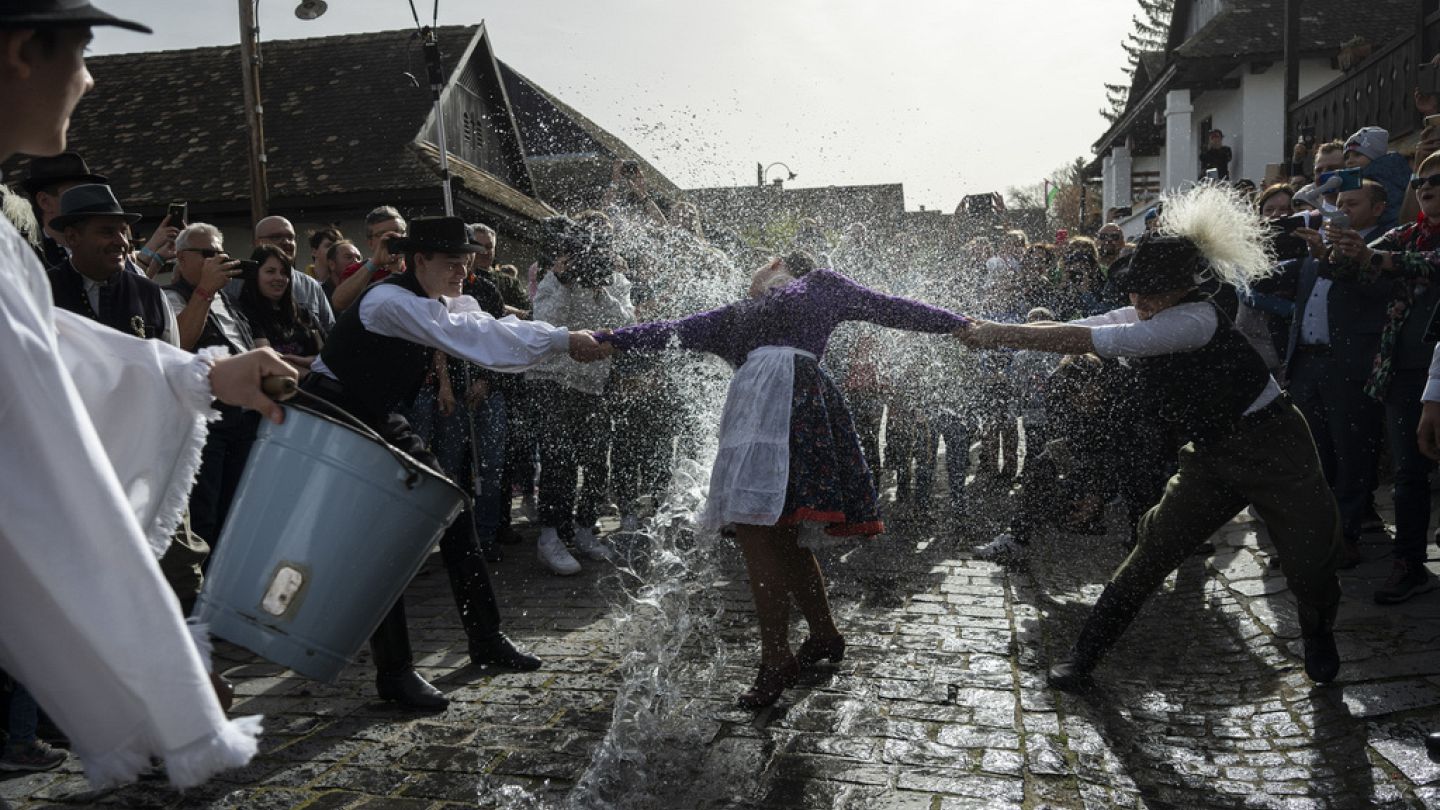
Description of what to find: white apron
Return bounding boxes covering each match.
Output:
[701,346,812,530]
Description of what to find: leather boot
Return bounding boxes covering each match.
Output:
[1048,584,1146,692]
[370,599,448,711]
[442,548,542,671]
[1297,600,1340,684]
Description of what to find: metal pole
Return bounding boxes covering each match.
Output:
[1282,0,1300,167]
[421,27,454,216]
[238,0,269,224]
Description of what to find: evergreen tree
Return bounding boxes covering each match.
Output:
[1101,0,1174,123]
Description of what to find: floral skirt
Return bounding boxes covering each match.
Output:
[774,357,884,538]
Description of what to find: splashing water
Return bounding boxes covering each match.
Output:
[477,197,1011,809]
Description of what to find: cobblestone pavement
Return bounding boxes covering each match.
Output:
[6,481,1440,809]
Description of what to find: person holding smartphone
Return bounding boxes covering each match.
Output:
[163,222,262,551]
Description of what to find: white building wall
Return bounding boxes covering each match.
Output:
[1236,59,1342,183]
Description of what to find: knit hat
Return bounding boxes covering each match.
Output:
[1344,126,1389,161]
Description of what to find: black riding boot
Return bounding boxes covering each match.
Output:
[370,598,448,710]
[439,529,541,672]
[1297,599,1340,684]
[1048,584,1147,692]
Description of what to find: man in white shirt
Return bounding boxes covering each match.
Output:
[305,216,603,709]
[959,186,1343,693]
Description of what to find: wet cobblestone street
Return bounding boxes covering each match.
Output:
[6,483,1440,809]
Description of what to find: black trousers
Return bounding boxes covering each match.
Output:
[300,376,502,674]
[190,404,259,556]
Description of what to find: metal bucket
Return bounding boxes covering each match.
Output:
[194,403,467,682]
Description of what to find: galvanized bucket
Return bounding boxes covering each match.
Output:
[194,403,467,682]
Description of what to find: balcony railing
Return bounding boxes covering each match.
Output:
[1290,8,1440,144]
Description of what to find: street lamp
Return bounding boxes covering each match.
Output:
[238,1,328,225]
[756,162,798,187]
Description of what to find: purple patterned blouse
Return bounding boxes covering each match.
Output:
[601,268,970,365]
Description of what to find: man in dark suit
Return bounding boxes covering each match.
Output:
[1285,182,1392,568]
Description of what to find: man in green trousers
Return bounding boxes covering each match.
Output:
[959,184,1343,691]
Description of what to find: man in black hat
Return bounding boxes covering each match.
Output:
[305,215,605,709]
[958,185,1343,694]
[46,182,174,343]
[0,0,296,787]
[20,150,106,268]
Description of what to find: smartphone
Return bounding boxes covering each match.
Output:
[1317,168,1363,192]
[234,259,260,275]
[1275,211,1319,234]
[620,160,641,178]
[1323,210,1351,230]
[167,202,187,226]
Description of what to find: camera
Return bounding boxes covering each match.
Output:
[1269,212,1318,262]
[620,160,641,179]
[235,259,261,275]
[538,215,614,288]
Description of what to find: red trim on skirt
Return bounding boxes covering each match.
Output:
[776,507,885,537]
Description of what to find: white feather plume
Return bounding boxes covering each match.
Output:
[1154,183,1276,292]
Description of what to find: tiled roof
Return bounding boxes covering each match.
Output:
[5,25,521,211]
[1175,0,1414,61]
[498,60,678,199]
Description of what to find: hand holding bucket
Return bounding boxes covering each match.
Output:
[194,374,469,682]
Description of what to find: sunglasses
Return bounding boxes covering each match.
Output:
[182,247,221,258]
[1410,175,1440,190]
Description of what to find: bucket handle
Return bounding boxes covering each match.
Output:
[262,377,423,489]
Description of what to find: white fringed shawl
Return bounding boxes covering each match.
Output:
[0,218,260,789]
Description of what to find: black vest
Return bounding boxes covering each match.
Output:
[318,271,433,422]
[49,259,168,340]
[1128,294,1273,444]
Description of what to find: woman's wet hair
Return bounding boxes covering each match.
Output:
[782,251,817,277]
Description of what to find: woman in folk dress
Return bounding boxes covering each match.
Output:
[594,253,969,708]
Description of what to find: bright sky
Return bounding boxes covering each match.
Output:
[91,0,1138,212]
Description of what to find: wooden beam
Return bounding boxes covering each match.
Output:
[1284,0,1300,165]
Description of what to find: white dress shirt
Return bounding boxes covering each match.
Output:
[1072,302,1280,414]
[310,282,569,380]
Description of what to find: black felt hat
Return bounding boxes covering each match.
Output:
[20,151,107,194]
[389,217,482,254]
[49,183,141,230]
[0,1,152,34]
[1109,233,1208,295]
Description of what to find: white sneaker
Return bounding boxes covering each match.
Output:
[619,514,641,534]
[537,528,581,575]
[521,494,538,523]
[974,533,1027,562]
[572,525,614,562]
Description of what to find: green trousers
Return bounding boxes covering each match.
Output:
[1073,400,1342,667]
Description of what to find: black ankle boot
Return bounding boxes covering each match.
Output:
[469,633,541,671]
[369,599,447,710]
[376,669,449,710]
[1048,584,1146,692]
[1298,601,1340,684]
[1046,661,1097,693]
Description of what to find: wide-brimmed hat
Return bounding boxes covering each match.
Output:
[49,183,142,230]
[1108,233,1207,295]
[20,151,107,194]
[0,1,152,34]
[389,216,481,254]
